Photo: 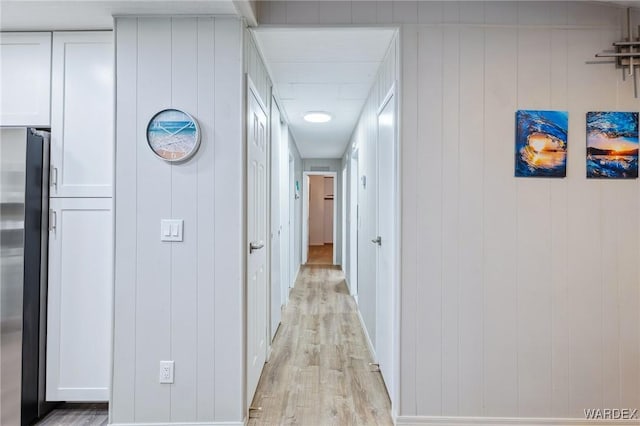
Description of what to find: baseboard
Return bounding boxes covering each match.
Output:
[110,422,243,426]
[394,416,640,425]
[356,307,376,360]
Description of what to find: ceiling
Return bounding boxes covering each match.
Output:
[0,1,238,31]
[254,28,395,159]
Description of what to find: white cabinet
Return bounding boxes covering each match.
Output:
[0,32,52,126]
[50,31,113,198]
[46,197,112,402]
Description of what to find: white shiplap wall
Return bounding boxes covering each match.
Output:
[261,1,640,422]
[112,17,244,425]
[345,34,398,351]
[399,3,640,422]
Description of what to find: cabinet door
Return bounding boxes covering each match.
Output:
[51,32,113,198]
[0,32,52,126]
[46,198,112,402]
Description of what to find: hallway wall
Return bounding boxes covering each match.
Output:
[342,32,398,364]
[261,1,640,422]
[113,17,244,425]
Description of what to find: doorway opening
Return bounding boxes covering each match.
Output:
[303,172,336,265]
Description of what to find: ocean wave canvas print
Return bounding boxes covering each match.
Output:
[515,110,568,178]
[586,112,638,179]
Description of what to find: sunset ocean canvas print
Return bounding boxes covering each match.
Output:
[515,110,568,178]
[586,112,638,179]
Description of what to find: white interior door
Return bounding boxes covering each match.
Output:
[349,152,359,297]
[375,90,396,401]
[247,84,268,406]
[279,122,289,307]
[269,97,281,342]
[289,156,296,289]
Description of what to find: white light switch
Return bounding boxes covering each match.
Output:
[161,219,183,242]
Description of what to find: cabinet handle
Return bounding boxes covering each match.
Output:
[50,166,58,190]
[49,209,56,232]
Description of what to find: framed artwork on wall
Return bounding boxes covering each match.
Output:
[586,111,638,179]
[515,110,568,178]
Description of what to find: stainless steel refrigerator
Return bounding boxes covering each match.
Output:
[1,128,54,425]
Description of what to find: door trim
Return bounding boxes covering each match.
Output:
[301,171,338,265]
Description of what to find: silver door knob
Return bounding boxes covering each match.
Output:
[249,241,264,253]
[371,236,382,246]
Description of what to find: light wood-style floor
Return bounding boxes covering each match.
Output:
[248,265,392,426]
[306,244,333,265]
[35,403,108,425]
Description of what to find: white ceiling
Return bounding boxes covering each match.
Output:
[0,1,238,31]
[254,28,395,159]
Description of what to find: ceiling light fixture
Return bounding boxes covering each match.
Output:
[303,111,332,123]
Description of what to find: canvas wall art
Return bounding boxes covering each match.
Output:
[586,111,638,179]
[515,110,568,178]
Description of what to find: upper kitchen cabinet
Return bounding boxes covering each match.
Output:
[0,32,52,127]
[51,32,113,198]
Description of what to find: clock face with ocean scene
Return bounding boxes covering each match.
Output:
[146,109,201,162]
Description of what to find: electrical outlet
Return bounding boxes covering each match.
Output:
[159,361,174,384]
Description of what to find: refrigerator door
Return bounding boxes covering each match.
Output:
[0,128,51,426]
[1,127,28,426]
[21,129,48,425]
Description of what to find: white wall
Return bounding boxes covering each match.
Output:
[112,17,244,425]
[399,3,640,420]
[261,1,640,422]
[343,33,398,352]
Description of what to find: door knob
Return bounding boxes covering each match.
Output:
[250,241,264,254]
[371,236,382,246]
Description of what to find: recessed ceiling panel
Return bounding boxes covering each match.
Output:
[254,28,396,159]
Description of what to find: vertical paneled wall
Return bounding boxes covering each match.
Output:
[113,17,244,425]
[260,0,640,421]
[345,35,398,350]
[399,2,640,421]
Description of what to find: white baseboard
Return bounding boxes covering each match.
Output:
[395,416,640,426]
[110,422,243,426]
[356,307,376,360]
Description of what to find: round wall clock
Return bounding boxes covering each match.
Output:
[146,108,201,162]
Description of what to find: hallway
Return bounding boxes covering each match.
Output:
[306,244,333,265]
[248,265,392,426]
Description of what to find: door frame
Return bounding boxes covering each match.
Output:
[301,171,337,265]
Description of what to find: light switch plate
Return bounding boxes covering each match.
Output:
[161,219,183,242]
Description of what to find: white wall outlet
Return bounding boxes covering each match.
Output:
[159,360,174,384]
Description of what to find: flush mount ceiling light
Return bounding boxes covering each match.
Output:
[303,111,332,123]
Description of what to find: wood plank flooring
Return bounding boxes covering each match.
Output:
[248,265,392,426]
[306,244,333,265]
[35,403,108,425]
